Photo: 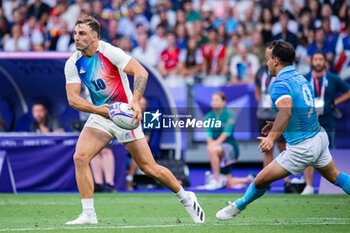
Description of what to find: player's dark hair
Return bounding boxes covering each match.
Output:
[75,15,101,37]
[269,40,295,66]
[213,92,226,102]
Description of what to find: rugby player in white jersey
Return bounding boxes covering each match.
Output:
[64,16,204,224]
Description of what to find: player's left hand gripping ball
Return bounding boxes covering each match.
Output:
[109,102,139,130]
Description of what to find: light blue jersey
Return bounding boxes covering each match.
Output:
[269,66,321,145]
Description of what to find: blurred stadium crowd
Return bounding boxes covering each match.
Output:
[0,0,350,84]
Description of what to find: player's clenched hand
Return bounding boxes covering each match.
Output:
[261,121,274,136]
[129,99,142,125]
[95,104,111,119]
[257,136,273,153]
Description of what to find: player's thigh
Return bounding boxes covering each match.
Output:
[76,126,113,161]
[255,160,291,188]
[124,137,157,169]
[315,159,340,184]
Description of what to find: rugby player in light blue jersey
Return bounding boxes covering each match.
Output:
[216,40,350,220]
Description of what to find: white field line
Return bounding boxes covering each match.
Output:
[0,200,78,206]
[306,218,350,220]
[0,224,198,232]
[0,221,350,232]
[215,222,350,226]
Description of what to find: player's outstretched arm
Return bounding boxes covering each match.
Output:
[124,58,148,125]
[66,83,110,119]
[258,98,292,152]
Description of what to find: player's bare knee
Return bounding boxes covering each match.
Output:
[329,170,340,184]
[73,151,91,167]
[254,176,263,187]
[254,175,269,189]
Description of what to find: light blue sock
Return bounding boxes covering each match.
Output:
[235,181,267,210]
[334,172,350,195]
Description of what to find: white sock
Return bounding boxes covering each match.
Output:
[175,187,188,202]
[81,199,95,214]
[126,175,134,182]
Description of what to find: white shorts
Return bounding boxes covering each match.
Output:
[84,113,144,143]
[275,128,332,176]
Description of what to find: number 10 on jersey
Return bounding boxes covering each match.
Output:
[91,79,106,91]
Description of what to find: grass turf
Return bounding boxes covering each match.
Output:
[0,193,349,233]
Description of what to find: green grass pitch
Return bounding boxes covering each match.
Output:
[0,193,349,233]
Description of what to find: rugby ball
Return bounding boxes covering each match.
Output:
[108,102,139,130]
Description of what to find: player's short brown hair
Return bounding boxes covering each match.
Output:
[75,15,101,37]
